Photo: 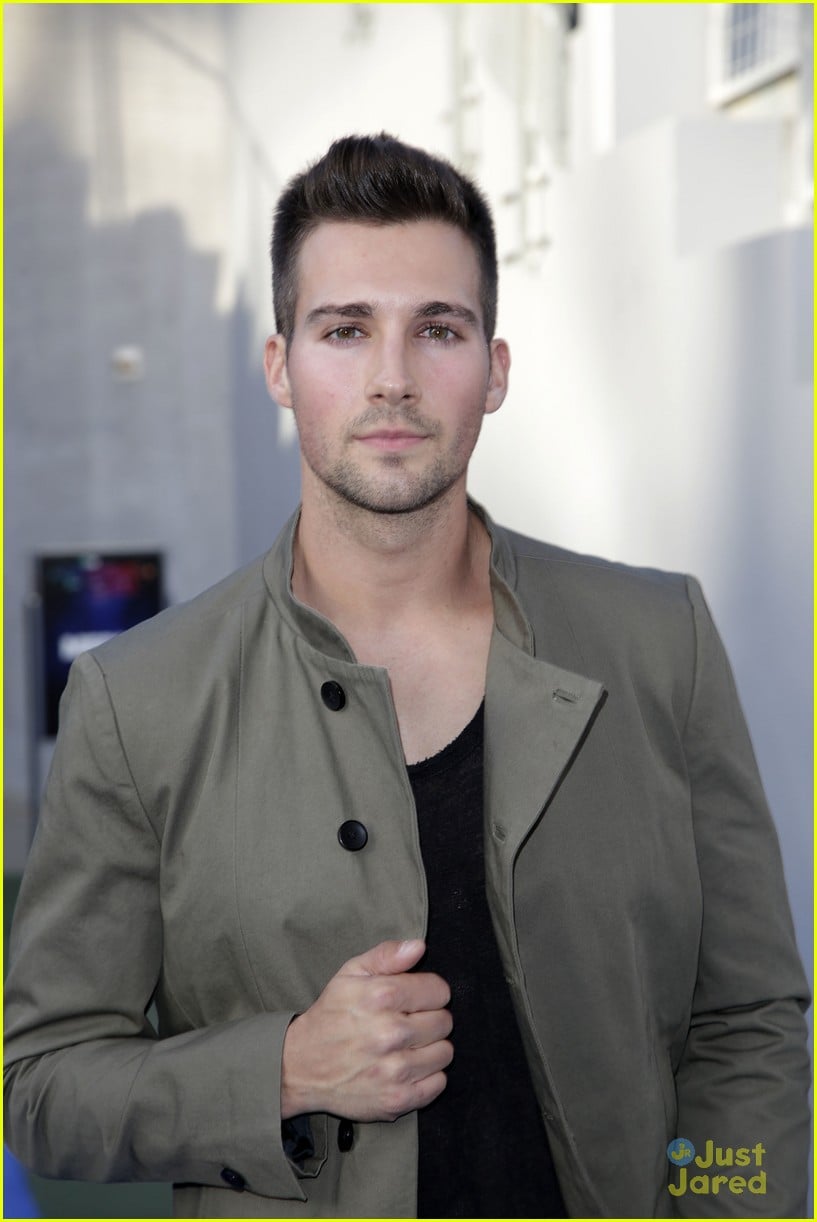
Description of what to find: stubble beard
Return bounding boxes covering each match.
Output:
[312,452,460,516]
[296,407,480,517]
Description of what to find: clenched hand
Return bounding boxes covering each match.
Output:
[281,939,453,1122]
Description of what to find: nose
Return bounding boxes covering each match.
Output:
[365,335,419,406]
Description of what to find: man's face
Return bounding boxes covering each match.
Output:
[265,220,509,516]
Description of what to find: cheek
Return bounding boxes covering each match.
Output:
[290,356,359,416]
[423,349,489,399]
[437,370,490,428]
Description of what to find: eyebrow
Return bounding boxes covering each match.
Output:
[416,302,480,328]
[305,303,373,325]
[304,301,480,328]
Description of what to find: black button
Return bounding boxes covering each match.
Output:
[338,1119,354,1152]
[321,681,346,711]
[220,1167,246,1192]
[338,820,368,851]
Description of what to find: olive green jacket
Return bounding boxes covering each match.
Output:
[4,505,810,1218]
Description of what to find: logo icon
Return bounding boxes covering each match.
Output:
[667,1138,695,1167]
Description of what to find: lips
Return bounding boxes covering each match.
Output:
[354,429,429,450]
[356,428,428,439]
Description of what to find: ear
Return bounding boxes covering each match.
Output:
[485,338,510,415]
[264,334,293,409]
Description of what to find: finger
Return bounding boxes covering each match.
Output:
[376,1040,454,1115]
[378,1065,450,1123]
[411,1069,449,1111]
[387,971,451,1013]
[403,1007,453,1049]
[360,972,450,1017]
[382,1040,453,1100]
[405,1038,454,1080]
[341,939,426,979]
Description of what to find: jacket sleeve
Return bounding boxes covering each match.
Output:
[3,651,321,1200]
[671,577,811,1217]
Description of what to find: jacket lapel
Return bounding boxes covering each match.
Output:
[485,627,605,855]
[482,625,606,965]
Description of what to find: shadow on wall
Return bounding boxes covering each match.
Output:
[5,118,301,832]
[231,280,301,564]
[716,228,814,971]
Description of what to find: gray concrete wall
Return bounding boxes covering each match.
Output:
[3,5,304,856]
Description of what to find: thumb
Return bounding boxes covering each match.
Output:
[341,938,426,978]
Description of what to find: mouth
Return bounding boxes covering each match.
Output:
[354,429,430,451]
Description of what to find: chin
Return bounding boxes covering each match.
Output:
[318,460,463,517]
[337,487,449,516]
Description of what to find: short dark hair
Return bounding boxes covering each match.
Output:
[271,133,498,343]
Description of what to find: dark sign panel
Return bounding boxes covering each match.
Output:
[38,552,164,737]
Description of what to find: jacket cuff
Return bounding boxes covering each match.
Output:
[282,1114,328,1180]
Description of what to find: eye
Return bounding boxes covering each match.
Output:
[420,323,459,343]
[326,325,365,343]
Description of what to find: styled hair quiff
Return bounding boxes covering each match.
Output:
[271,133,499,343]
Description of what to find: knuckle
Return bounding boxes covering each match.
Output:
[372,1018,404,1056]
[382,1082,412,1120]
[371,980,400,1011]
[384,1048,412,1084]
[371,1048,407,1087]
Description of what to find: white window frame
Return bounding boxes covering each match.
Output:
[707,4,801,106]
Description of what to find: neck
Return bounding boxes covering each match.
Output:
[292,479,490,631]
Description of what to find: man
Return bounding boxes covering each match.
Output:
[4,134,810,1218]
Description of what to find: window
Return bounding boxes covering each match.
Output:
[709,4,801,105]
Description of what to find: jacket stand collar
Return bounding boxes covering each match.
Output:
[261,501,606,859]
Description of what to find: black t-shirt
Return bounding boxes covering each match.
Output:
[408,703,567,1219]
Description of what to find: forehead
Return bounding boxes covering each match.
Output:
[293,220,482,320]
